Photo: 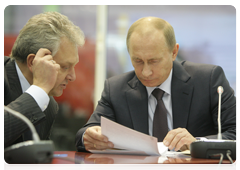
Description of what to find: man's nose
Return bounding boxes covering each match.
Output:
[67,68,76,82]
[142,64,152,77]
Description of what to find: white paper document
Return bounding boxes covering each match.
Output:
[89,117,168,156]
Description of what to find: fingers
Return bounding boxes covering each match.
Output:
[86,126,108,142]
[179,144,188,151]
[34,48,56,65]
[51,60,56,64]
[34,48,58,64]
[84,133,111,149]
[163,128,196,151]
[35,48,52,59]
[30,48,60,94]
[83,126,114,151]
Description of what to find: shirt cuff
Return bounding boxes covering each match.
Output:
[25,85,50,111]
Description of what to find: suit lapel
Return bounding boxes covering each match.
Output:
[126,75,149,135]
[5,57,58,140]
[171,61,193,129]
[125,61,194,134]
[39,97,58,139]
[5,58,23,101]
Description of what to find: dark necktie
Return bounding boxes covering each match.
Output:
[152,88,168,142]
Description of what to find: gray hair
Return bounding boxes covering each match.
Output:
[10,11,85,63]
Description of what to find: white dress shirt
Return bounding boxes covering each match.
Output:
[146,69,173,136]
[15,62,50,111]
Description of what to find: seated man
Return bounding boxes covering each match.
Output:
[75,16,236,152]
[4,11,85,148]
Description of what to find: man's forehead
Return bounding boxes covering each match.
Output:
[130,29,164,42]
[55,54,79,64]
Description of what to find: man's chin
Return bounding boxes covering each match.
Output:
[49,90,63,97]
[140,80,158,87]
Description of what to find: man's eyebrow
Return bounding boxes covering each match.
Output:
[148,58,160,61]
[132,56,141,60]
[132,57,160,61]
[58,60,78,65]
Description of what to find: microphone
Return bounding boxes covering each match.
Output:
[190,86,236,162]
[4,106,54,164]
[217,86,224,140]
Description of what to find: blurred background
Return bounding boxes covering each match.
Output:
[4,5,236,151]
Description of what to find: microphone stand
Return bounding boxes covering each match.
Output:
[190,86,236,163]
[4,106,54,164]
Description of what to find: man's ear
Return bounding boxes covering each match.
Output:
[26,54,35,73]
[172,43,179,61]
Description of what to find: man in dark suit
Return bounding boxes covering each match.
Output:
[75,17,236,152]
[4,11,85,148]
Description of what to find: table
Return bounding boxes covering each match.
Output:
[4,151,236,170]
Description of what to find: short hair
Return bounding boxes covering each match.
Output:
[10,11,85,63]
[126,17,176,52]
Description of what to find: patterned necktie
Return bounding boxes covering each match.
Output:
[152,88,168,142]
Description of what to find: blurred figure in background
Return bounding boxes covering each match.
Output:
[4,11,85,148]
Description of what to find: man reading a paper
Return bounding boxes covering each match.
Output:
[75,17,236,152]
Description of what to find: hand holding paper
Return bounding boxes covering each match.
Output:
[89,117,168,156]
[83,126,114,151]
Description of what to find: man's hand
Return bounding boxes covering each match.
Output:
[83,126,114,151]
[31,48,60,94]
[163,128,196,151]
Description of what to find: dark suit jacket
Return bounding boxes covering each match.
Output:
[75,60,236,151]
[4,56,58,148]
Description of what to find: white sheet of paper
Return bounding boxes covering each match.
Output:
[89,117,168,156]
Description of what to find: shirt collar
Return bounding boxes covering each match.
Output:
[146,69,172,97]
[15,62,30,93]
